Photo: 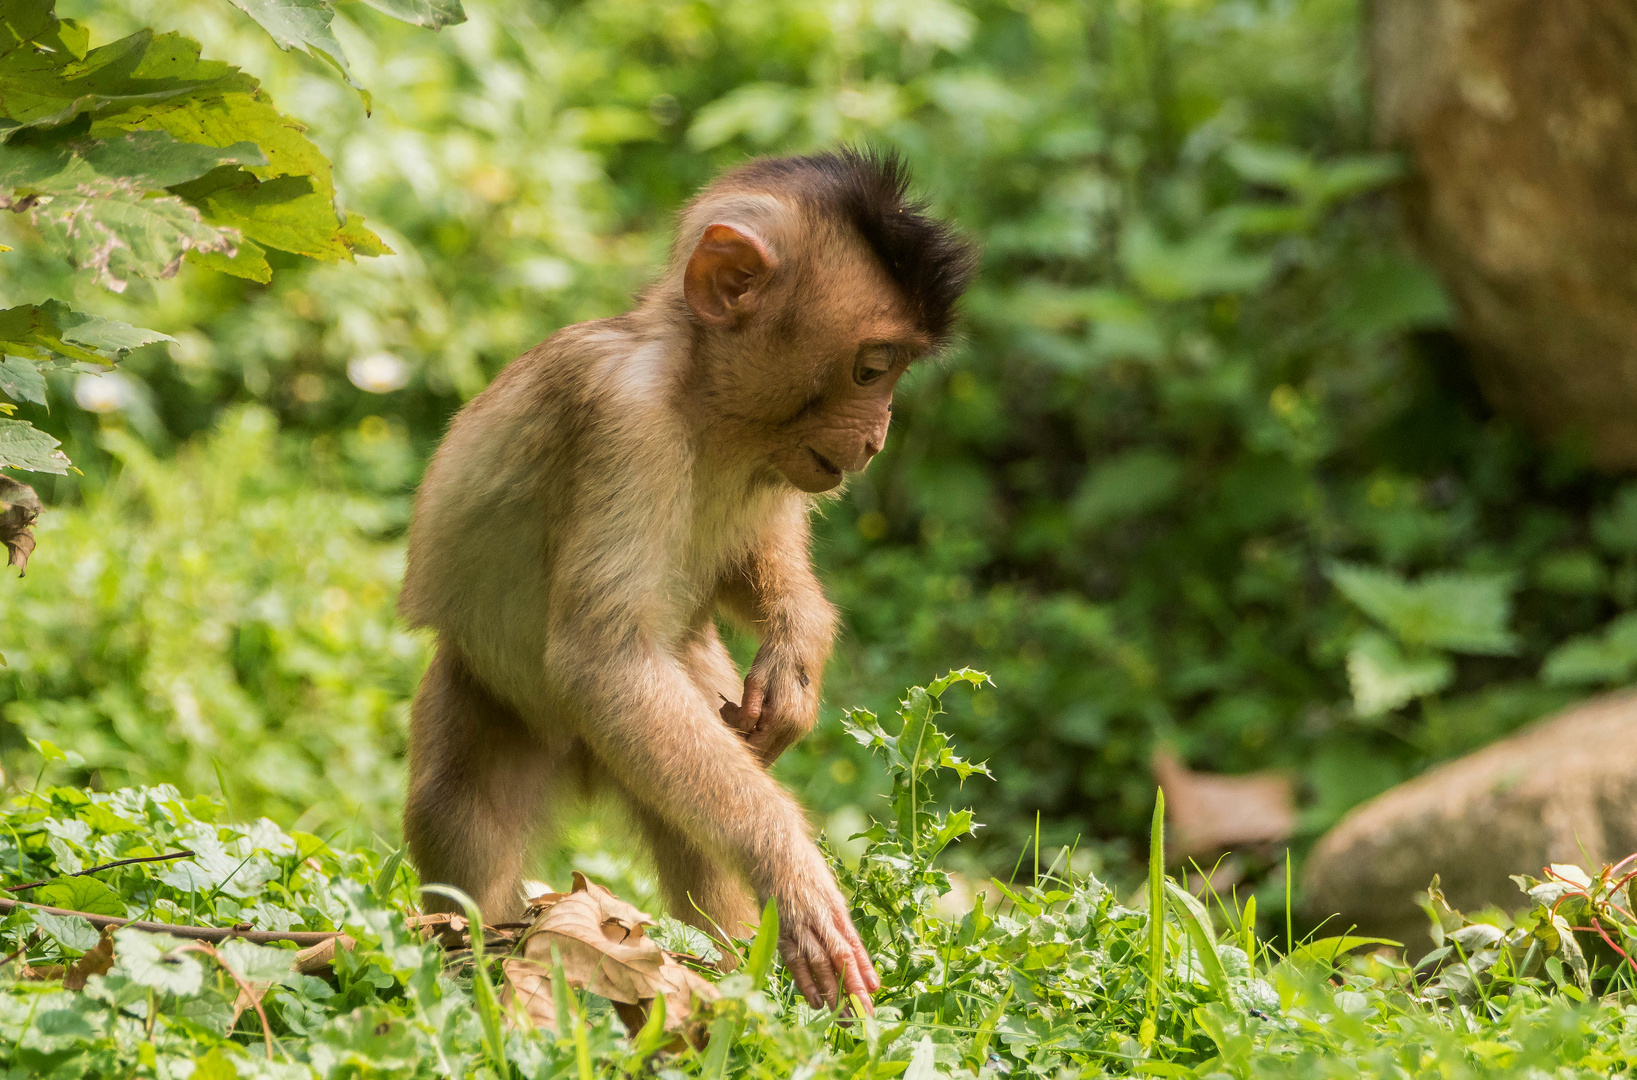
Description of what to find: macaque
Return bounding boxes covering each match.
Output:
[398,149,977,1010]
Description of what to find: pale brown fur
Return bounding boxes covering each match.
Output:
[399,151,974,1010]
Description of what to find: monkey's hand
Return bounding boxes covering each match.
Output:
[775,859,880,1013]
[719,643,818,765]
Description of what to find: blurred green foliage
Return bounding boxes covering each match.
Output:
[3,0,1637,878]
[0,409,421,831]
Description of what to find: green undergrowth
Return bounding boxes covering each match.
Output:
[5,675,1637,1079]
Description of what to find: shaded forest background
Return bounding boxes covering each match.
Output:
[3,0,1633,901]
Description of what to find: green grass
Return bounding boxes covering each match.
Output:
[3,676,1637,1078]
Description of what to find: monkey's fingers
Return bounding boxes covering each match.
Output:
[827,910,879,998]
[803,936,847,1012]
[782,935,825,1010]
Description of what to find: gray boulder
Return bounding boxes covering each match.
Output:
[1302,689,1637,947]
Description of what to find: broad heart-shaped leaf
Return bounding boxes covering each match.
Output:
[0,357,47,407]
[1346,630,1453,717]
[0,418,68,473]
[357,0,467,29]
[222,0,360,91]
[112,928,205,996]
[36,874,125,916]
[25,182,237,292]
[0,129,266,194]
[1328,562,1519,655]
[0,300,172,366]
[30,910,100,953]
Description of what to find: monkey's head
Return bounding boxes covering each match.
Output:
[674,150,978,494]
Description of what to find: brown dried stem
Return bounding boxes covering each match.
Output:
[5,850,197,893]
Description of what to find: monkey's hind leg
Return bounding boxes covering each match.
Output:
[405,643,553,922]
[633,803,759,967]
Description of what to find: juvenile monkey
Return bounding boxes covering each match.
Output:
[398,150,977,1010]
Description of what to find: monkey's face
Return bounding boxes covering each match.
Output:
[764,335,918,494]
[684,218,932,494]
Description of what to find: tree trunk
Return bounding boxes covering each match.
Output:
[1372,0,1637,468]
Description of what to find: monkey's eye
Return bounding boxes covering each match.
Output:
[854,345,896,386]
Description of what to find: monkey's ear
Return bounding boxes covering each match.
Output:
[684,223,775,326]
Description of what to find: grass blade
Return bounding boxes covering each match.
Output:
[421,884,507,1075]
[1165,880,1230,1002]
[1144,788,1166,1042]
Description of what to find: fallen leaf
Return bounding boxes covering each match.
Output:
[231,978,273,1028]
[64,927,114,989]
[509,872,718,1032]
[1153,748,1296,859]
[293,934,355,975]
[499,957,557,1029]
[0,475,40,575]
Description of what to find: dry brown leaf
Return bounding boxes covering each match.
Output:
[64,928,115,990]
[20,963,64,981]
[231,979,275,1028]
[510,872,718,1032]
[293,934,355,975]
[0,475,40,576]
[1153,748,1296,859]
[499,958,558,1030]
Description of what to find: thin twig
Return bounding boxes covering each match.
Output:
[0,896,343,946]
[174,942,276,1060]
[1,930,40,968]
[5,850,197,893]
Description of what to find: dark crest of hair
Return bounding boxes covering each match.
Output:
[727,148,979,345]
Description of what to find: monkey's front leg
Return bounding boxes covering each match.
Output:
[717,511,838,765]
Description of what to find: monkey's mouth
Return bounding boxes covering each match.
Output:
[807,449,843,478]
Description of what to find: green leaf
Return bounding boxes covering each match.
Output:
[1328,562,1519,655]
[371,845,404,900]
[1225,142,1401,206]
[217,938,297,982]
[1163,880,1231,1002]
[0,357,48,407]
[24,183,237,291]
[172,171,349,260]
[0,301,171,370]
[36,874,125,916]
[0,418,68,473]
[0,29,249,132]
[113,928,205,995]
[1285,936,1403,970]
[221,0,360,91]
[1592,485,1637,556]
[30,910,100,952]
[1346,630,1454,716]
[0,129,265,194]
[1071,448,1184,531]
[1334,255,1454,337]
[185,235,272,282]
[45,301,173,357]
[1541,613,1637,686]
[1121,217,1274,301]
[686,83,803,149]
[356,0,466,29]
[745,897,779,989]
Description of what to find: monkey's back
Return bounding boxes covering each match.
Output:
[398,318,691,713]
